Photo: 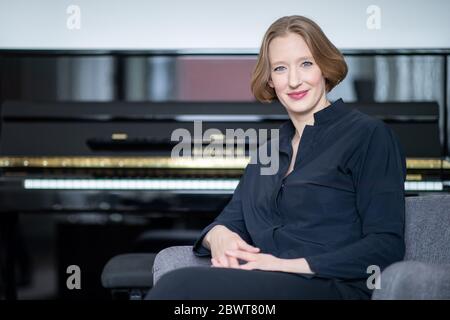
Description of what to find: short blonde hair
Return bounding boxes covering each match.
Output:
[251,15,348,103]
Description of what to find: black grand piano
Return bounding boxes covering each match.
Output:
[0,100,448,299]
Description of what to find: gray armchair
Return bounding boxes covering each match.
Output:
[102,195,450,299]
[371,194,450,299]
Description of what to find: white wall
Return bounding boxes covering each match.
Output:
[0,0,449,51]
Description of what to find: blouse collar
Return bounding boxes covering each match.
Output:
[278,98,350,153]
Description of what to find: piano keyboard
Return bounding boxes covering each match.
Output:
[23,178,444,192]
[24,178,240,192]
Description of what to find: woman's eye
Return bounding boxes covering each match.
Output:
[302,61,313,67]
[273,66,285,72]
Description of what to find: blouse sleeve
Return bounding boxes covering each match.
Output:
[192,165,253,257]
[305,122,407,280]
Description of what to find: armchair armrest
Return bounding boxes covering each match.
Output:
[153,245,211,285]
[372,260,450,299]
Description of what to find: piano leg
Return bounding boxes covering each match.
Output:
[0,212,18,300]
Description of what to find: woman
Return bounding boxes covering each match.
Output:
[146,15,406,300]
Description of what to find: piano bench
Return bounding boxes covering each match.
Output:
[101,253,156,300]
[101,229,203,300]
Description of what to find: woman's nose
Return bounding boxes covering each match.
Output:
[288,70,302,88]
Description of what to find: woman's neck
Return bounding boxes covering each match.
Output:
[288,95,331,139]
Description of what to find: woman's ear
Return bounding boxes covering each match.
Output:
[268,78,274,88]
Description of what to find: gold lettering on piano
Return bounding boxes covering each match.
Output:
[111,133,128,140]
[406,174,422,181]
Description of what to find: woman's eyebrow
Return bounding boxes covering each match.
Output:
[270,56,313,66]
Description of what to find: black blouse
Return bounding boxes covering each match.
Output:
[193,98,407,283]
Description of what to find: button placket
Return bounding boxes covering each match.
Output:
[269,151,289,224]
[273,126,321,224]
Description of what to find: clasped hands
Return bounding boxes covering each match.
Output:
[211,241,285,272]
[207,225,285,272]
[206,225,313,274]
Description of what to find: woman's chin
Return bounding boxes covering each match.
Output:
[285,103,314,116]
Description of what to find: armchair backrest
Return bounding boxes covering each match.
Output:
[404,195,450,264]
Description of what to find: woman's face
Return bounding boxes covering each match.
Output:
[268,32,327,120]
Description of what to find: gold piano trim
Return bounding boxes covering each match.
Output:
[0,156,251,169]
[443,159,450,169]
[0,157,446,170]
[406,174,422,181]
[406,158,442,169]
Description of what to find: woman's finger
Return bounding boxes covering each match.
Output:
[240,262,255,270]
[225,249,257,262]
[211,258,219,267]
[228,256,240,269]
[238,241,260,253]
[218,255,229,268]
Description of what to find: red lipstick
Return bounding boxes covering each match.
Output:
[287,90,309,100]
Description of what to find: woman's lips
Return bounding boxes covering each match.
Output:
[287,90,309,100]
